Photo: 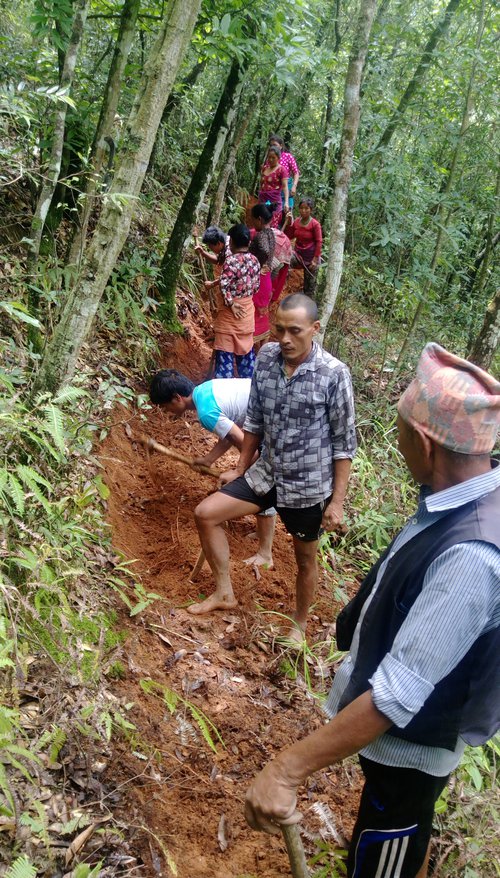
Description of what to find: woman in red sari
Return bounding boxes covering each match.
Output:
[258,146,289,229]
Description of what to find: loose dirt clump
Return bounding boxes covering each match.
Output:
[100,329,362,876]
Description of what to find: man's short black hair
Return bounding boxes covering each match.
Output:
[149,369,195,404]
[278,293,318,322]
[202,226,226,247]
[228,223,251,248]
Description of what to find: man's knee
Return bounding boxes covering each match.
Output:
[293,538,318,571]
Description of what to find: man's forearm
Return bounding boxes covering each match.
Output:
[236,431,262,474]
[275,691,391,786]
[331,457,352,506]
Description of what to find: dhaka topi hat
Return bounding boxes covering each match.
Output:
[397,343,500,454]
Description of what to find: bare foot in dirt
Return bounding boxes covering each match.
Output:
[243,552,274,570]
[274,622,306,649]
[187,594,238,615]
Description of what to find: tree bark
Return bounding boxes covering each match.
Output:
[210,93,259,226]
[67,0,141,267]
[33,0,202,395]
[156,58,246,322]
[467,288,500,369]
[393,0,486,373]
[371,0,461,158]
[27,0,90,272]
[317,0,378,343]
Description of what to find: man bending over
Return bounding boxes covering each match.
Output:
[149,370,275,572]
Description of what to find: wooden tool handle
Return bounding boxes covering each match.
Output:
[281,824,309,878]
[138,435,220,479]
[194,233,217,313]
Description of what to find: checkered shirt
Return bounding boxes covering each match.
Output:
[243,342,357,508]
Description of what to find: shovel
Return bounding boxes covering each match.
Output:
[281,824,310,878]
[137,434,220,479]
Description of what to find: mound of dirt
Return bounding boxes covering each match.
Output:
[100,325,361,877]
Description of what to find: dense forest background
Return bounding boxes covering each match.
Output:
[0,0,498,874]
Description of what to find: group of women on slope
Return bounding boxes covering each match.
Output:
[195,133,323,379]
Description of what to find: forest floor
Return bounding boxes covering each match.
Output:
[98,293,364,877]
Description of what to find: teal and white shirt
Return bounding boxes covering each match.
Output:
[192,379,251,439]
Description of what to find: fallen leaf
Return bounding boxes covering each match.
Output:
[64,823,96,866]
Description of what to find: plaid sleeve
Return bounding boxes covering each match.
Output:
[328,366,357,459]
[243,365,265,434]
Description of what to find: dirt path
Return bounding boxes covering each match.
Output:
[100,313,362,876]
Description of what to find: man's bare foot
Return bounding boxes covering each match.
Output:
[187,593,238,615]
[243,552,274,570]
[273,621,306,649]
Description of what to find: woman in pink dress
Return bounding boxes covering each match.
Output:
[258,146,289,229]
[249,203,276,351]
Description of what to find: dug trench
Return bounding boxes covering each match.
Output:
[99,318,363,877]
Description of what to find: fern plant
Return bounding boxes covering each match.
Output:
[139,679,224,754]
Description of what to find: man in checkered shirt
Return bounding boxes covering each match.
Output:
[189,293,357,642]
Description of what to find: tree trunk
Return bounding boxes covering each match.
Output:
[393,0,486,373]
[27,0,89,272]
[156,58,246,322]
[462,164,500,299]
[317,0,378,344]
[67,0,141,267]
[210,93,259,226]
[371,0,461,158]
[467,288,500,369]
[319,0,342,175]
[33,0,202,395]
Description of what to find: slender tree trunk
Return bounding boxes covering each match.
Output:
[210,93,259,226]
[67,0,141,267]
[156,58,246,322]
[33,0,202,395]
[27,0,89,272]
[394,0,486,373]
[320,0,341,174]
[317,0,378,344]
[462,164,500,299]
[371,0,461,158]
[467,288,500,369]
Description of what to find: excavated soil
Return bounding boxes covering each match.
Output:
[99,294,362,876]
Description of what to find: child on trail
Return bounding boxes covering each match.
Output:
[203,224,260,379]
[149,369,276,574]
[249,203,276,351]
[194,225,228,266]
[285,196,322,298]
[268,134,300,212]
[258,146,289,229]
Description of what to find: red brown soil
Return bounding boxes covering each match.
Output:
[100,307,361,876]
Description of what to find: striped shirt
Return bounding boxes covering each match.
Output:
[243,342,357,507]
[324,463,500,776]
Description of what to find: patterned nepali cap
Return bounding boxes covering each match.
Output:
[398,343,500,454]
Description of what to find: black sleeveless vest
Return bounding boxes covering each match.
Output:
[336,486,500,750]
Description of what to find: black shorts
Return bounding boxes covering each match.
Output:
[219,475,328,542]
[347,756,449,878]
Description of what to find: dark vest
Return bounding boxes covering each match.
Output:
[336,486,500,750]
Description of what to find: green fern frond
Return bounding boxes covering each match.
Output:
[7,473,25,515]
[4,855,37,878]
[42,404,66,453]
[188,704,224,753]
[16,466,52,513]
[52,386,86,405]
